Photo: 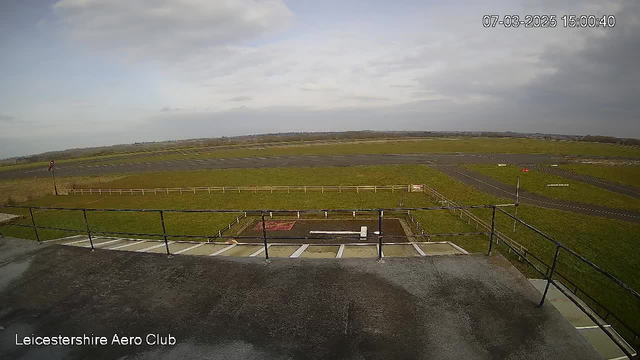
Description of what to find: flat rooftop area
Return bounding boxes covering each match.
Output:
[0,237,600,360]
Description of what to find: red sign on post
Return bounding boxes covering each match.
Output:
[521,168,529,173]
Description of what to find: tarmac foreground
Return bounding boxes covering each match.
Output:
[0,238,600,360]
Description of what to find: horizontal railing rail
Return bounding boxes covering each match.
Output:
[67,184,426,195]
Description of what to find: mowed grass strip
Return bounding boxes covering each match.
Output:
[88,138,640,166]
[464,164,640,211]
[560,164,640,189]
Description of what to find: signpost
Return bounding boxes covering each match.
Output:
[48,160,58,196]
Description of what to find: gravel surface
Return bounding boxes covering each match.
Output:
[0,238,600,360]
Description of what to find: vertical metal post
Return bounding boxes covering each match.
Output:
[513,176,520,232]
[261,212,270,260]
[29,207,40,243]
[82,209,94,250]
[159,210,170,256]
[52,167,58,196]
[539,245,561,307]
[378,210,383,260]
[488,206,496,255]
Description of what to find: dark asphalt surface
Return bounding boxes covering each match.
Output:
[433,164,640,223]
[0,238,600,360]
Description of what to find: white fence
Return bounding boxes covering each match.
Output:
[69,184,425,195]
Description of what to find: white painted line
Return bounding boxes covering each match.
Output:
[45,234,85,243]
[87,239,122,248]
[412,242,426,256]
[250,244,270,257]
[111,240,146,250]
[576,324,612,330]
[290,244,309,258]
[448,241,469,254]
[608,356,632,360]
[138,242,173,252]
[209,244,236,256]
[64,237,92,245]
[337,244,345,258]
[174,243,205,255]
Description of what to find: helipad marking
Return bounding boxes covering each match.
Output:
[174,243,205,254]
[337,244,345,258]
[209,244,237,256]
[138,242,173,252]
[290,244,309,258]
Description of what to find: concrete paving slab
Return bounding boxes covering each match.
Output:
[579,327,629,359]
[267,245,299,258]
[417,242,464,255]
[342,244,378,258]
[180,243,228,256]
[100,239,135,249]
[112,241,154,251]
[218,245,263,257]
[0,213,20,224]
[300,245,339,258]
[383,244,420,257]
[145,242,197,254]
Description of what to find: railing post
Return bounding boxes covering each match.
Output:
[539,245,561,307]
[261,212,270,261]
[82,209,94,250]
[29,207,40,243]
[159,210,171,256]
[378,210,383,260]
[488,206,496,255]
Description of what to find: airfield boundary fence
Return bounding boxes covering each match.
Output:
[67,184,424,195]
[0,202,637,357]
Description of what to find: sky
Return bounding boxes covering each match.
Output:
[0,0,638,158]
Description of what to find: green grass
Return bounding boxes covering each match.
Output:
[465,164,640,211]
[561,164,640,189]
[81,138,640,166]
[85,165,435,188]
[2,164,639,340]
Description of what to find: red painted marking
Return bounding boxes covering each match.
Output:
[521,168,529,172]
[253,221,296,232]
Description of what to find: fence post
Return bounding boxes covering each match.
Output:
[488,206,496,255]
[539,245,561,307]
[378,210,383,260]
[82,209,94,250]
[261,212,270,261]
[28,207,40,243]
[159,210,171,256]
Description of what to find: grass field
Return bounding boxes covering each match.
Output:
[464,164,640,211]
[4,137,640,173]
[2,164,639,339]
[561,164,640,189]
[0,175,127,205]
[88,138,640,166]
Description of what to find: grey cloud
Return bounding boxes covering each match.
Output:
[160,106,172,112]
[229,96,252,102]
[53,0,293,60]
[344,95,390,101]
[0,114,15,122]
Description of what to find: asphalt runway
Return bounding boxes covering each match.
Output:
[433,164,640,223]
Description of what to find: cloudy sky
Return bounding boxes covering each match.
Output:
[0,0,638,157]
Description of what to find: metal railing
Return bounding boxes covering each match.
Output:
[0,202,637,357]
[68,184,425,195]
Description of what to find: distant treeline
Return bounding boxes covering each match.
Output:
[2,131,638,165]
